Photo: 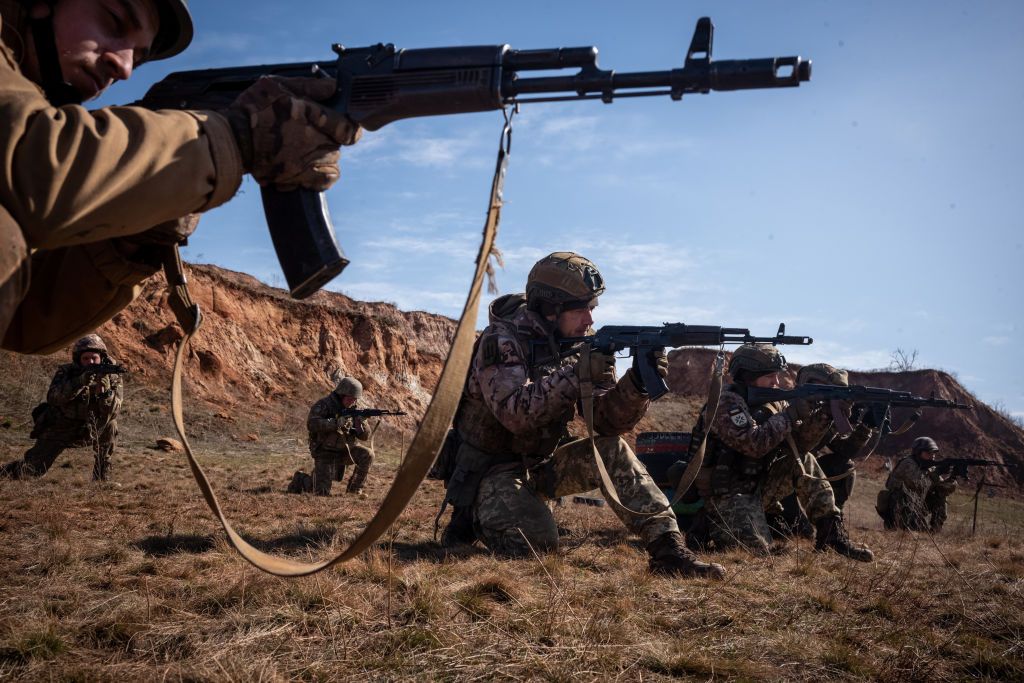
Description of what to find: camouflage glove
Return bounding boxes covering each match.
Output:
[785,398,816,424]
[576,348,616,385]
[227,76,362,191]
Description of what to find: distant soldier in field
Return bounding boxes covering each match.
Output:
[293,376,374,496]
[689,346,873,561]
[438,251,724,579]
[0,334,123,481]
[877,436,956,531]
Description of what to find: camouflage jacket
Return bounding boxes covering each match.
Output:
[40,362,123,433]
[455,293,649,462]
[701,386,793,462]
[886,455,957,501]
[813,421,877,461]
[307,392,369,454]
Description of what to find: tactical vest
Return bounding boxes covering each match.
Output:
[694,385,780,496]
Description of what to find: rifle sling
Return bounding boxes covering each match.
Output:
[577,348,725,517]
[162,112,511,576]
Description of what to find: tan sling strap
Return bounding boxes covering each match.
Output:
[160,111,513,576]
[576,347,725,518]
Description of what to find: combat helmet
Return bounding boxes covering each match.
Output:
[525,252,605,316]
[911,436,939,454]
[797,363,849,387]
[334,376,363,399]
[149,0,194,61]
[728,343,787,382]
[72,334,108,364]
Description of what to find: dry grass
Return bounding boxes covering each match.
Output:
[1,434,1022,681]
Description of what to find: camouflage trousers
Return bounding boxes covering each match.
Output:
[473,435,679,557]
[311,444,373,496]
[816,452,856,510]
[881,487,951,531]
[0,421,117,481]
[706,451,840,555]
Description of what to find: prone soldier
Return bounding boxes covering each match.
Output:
[298,376,374,497]
[1,334,123,480]
[439,251,724,579]
[876,436,956,531]
[1,0,359,354]
[690,345,873,561]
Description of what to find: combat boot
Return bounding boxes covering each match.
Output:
[647,531,726,580]
[440,506,477,548]
[814,514,874,562]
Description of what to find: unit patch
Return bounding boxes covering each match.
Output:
[728,408,749,428]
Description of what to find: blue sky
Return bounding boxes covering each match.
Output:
[99,1,1024,418]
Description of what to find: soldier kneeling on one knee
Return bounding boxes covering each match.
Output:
[290,376,374,496]
[2,335,123,481]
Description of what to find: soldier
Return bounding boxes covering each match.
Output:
[690,345,873,561]
[302,376,374,496]
[1,334,123,480]
[776,363,878,533]
[1,0,360,354]
[877,436,956,531]
[439,252,724,579]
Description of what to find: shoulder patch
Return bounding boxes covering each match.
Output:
[730,411,750,428]
[480,335,500,367]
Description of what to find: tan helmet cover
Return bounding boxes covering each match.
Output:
[72,334,107,362]
[526,252,605,310]
[728,343,787,377]
[334,376,363,399]
[912,436,939,453]
[797,363,849,387]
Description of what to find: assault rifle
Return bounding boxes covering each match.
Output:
[138,18,812,299]
[533,323,812,400]
[337,408,407,420]
[934,458,1019,480]
[747,384,971,435]
[81,363,128,377]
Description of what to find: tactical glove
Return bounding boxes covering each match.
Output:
[785,398,816,424]
[576,348,616,385]
[227,76,362,191]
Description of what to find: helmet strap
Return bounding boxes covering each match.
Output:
[29,3,82,105]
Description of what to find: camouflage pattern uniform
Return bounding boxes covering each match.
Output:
[449,293,676,557]
[306,391,373,496]
[812,421,876,509]
[879,453,957,531]
[1,335,122,480]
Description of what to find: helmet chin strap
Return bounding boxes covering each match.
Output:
[30,3,82,105]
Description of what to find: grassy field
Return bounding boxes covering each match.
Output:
[1,436,1022,681]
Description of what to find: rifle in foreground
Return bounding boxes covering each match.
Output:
[81,363,128,378]
[935,458,1019,480]
[337,408,407,420]
[138,17,812,299]
[535,323,812,400]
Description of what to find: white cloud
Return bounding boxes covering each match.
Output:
[983,335,1011,346]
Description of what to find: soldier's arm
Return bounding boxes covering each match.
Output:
[826,422,876,459]
[591,370,650,435]
[45,367,87,406]
[790,405,834,453]
[0,56,242,250]
[712,393,792,458]
[306,401,341,434]
[476,332,579,435]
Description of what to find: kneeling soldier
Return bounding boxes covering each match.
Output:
[305,376,374,496]
[1,334,123,481]
[440,251,724,579]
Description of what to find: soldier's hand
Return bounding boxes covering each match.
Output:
[576,349,616,385]
[227,76,362,191]
[785,398,816,424]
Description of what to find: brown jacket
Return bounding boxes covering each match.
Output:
[0,7,243,353]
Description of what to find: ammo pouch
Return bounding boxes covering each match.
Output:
[427,428,462,482]
[709,450,759,496]
[29,401,51,439]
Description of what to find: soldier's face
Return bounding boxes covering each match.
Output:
[919,449,938,461]
[749,372,782,389]
[341,395,357,408]
[28,0,160,100]
[79,351,102,366]
[554,305,595,338]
